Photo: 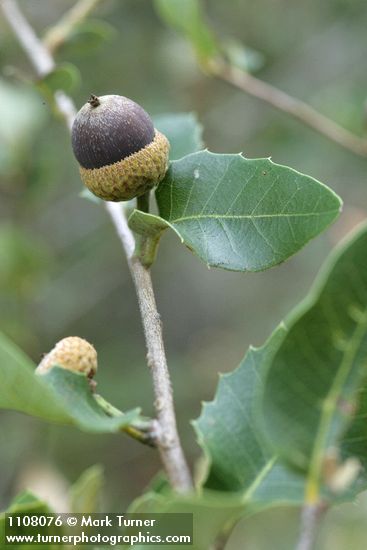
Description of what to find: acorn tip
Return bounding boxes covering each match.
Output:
[88,94,100,107]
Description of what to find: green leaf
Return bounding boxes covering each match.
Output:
[194,327,305,509]
[128,490,244,550]
[259,222,367,500]
[39,367,140,433]
[8,491,46,509]
[38,62,81,94]
[128,210,169,240]
[1,492,55,550]
[154,0,218,61]
[0,331,65,421]
[154,113,204,160]
[128,210,171,267]
[156,151,342,272]
[0,331,140,433]
[70,465,104,513]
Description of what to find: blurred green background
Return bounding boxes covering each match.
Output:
[1,0,367,547]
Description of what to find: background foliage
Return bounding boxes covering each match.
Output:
[1,0,367,548]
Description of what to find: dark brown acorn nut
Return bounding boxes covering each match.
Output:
[71,94,170,201]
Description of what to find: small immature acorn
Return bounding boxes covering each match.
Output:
[36,336,97,380]
[71,94,170,201]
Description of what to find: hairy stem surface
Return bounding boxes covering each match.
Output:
[296,502,327,550]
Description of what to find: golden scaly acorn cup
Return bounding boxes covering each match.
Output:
[71,94,170,201]
[36,337,97,389]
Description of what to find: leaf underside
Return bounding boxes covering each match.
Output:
[259,222,367,497]
[194,327,305,508]
[194,222,367,510]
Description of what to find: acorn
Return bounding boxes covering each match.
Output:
[71,94,170,201]
[36,336,97,379]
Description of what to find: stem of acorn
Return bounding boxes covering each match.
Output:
[137,191,150,213]
[134,191,161,268]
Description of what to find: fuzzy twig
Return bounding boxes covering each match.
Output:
[296,502,327,550]
[1,0,192,493]
[105,202,193,491]
[208,59,367,158]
